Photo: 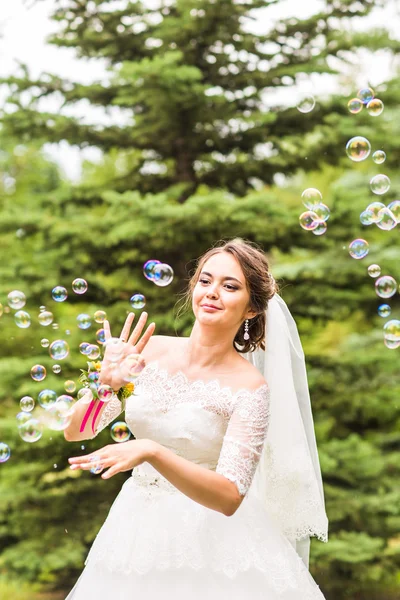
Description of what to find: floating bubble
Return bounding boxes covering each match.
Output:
[384,338,400,350]
[376,208,397,231]
[311,221,327,236]
[64,380,76,393]
[65,330,71,335]
[96,328,106,344]
[14,310,31,328]
[367,98,384,117]
[143,259,161,281]
[360,210,375,226]
[94,310,107,323]
[38,389,57,410]
[90,456,104,475]
[370,174,390,195]
[49,339,70,361]
[8,290,26,310]
[110,421,131,443]
[52,286,68,302]
[41,338,50,348]
[52,323,59,330]
[20,396,34,412]
[39,306,46,312]
[312,203,330,222]
[366,202,386,223]
[72,278,88,294]
[130,294,146,310]
[301,188,322,209]
[16,411,32,427]
[357,87,374,105]
[347,98,363,114]
[0,442,11,463]
[387,200,400,223]
[120,353,145,382]
[373,150,386,164]
[104,337,125,362]
[299,211,319,231]
[38,310,54,326]
[375,276,397,299]
[378,304,391,318]
[45,396,74,431]
[367,264,381,278]
[87,344,101,360]
[297,95,316,114]
[383,320,400,343]
[19,419,43,443]
[31,364,46,382]
[88,370,100,384]
[77,314,91,330]
[153,263,174,287]
[346,136,371,162]
[77,388,93,404]
[98,384,114,402]
[79,342,91,355]
[349,239,369,260]
[52,364,61,374]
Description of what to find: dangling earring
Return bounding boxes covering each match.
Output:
[244,319,250,341]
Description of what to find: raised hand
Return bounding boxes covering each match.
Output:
[99,312,156,391]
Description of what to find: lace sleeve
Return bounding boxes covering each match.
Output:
[216,385,271,497]
[95,396,123,435]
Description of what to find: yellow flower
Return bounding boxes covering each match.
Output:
[94,361,102,371]
[125,383,135,393]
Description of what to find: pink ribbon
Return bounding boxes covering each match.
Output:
[79,399,104,434]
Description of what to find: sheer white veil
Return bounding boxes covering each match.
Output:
[243,294,329,568]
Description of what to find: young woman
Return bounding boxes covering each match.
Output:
[65,238,328,599]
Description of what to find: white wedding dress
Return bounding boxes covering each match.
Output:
[66,360,326,599]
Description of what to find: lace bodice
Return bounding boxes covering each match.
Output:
[97,360,270,496]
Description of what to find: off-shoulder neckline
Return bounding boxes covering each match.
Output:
[139,359,269,399]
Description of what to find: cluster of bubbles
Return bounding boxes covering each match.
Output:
[347,88,384,117]
[359,200,399,231]
[129,259,175,311]
[299,188,330,235]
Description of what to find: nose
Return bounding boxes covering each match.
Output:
[206,284,219,298]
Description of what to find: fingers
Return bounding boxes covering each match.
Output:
[103,319,111,342]
[120,312,136,341]
[134,322,156,355]
[102,465,121,479]
[127,311,149,346]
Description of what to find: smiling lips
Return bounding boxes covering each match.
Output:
[201,304,222,310]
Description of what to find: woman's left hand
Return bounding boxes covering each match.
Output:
[68,439,155,479]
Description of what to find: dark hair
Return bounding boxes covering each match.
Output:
[179,238,278,353]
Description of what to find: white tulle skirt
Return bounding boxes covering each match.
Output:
[66,466,325,599]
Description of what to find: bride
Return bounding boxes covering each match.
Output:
[64,238,329,599]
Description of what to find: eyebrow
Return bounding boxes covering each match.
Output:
[200,271,244,285]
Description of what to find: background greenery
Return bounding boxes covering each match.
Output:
[0,0,400,598]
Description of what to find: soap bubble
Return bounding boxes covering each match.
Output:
[367,98,384,116]
[367,264,381,278]
[77,388,93,404]
[301,188,322,209]
[16,411,32,427]
[0,443,11,463]
[130,294,146,310]
[313,203,330,222]
[104,337,125,362]
[45,396,74,431]
[366,202,385,223]
[31,365,46,381]
[387,201,400,223]
[311,221,327,236]
[153,263,174,287]
[38,389,57,410]
[98,384,114,402]
[96,329,106,344]
[20,396,34,412]
[120,354,145,382]
[72,278,88,294]
[52,364,61,374]
[79,342,91,355]
[94,310,107,323]
[90,456,104,475]
[370,174,390,195]
[52,286,68,302]
[19,419,43,443]
[349,239,369,260]
[375,276,397,299]
[357,87,374,104]
[77,314,91,330]
[384,339,400,350]
[14,310,31,328]
[376,208,396,231]
[299,211,319,231]
[378,304,391,318]
[346,136,371,162]
[52,323,59,330]
[297,95,316,113]
[143,259,161,281]
[348,98,363,114]
[372,150,386,164]
[8,290,26,310]
[360,210,375,226]
[383,320,400,343]
[49,339,70,360]
[110,421,131,443]
[38,310,53,326]
[40,338,50,348]
[87,344,101,360]
[64,380,76,393]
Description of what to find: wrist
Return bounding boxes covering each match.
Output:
[141,439,159,462]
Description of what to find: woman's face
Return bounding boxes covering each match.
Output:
[192,252,256,331]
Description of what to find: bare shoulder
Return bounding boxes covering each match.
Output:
[233,356,268,392]
[141,334,180,363]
